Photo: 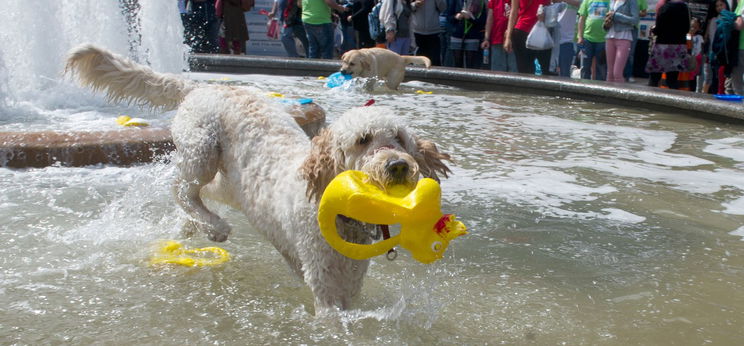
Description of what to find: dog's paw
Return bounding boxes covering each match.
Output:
[205,218,232,242]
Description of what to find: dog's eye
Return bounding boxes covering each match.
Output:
[396,133,406,145]
[357,134,371,145]
[349,62,355,66]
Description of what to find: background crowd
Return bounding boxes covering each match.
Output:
[178,0,744,95]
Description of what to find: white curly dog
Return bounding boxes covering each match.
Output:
[65,44,451,314]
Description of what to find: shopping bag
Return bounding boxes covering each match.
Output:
[526,21,554,50]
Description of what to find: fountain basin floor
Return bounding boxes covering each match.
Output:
[2,71,744,344]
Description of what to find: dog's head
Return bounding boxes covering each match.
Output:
[339,50,371,77]
[300,106,451,202]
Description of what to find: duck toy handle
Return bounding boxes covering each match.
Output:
[317,171,466,264]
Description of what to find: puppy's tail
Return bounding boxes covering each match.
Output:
[64,44,193,110]
[402,55,432,69]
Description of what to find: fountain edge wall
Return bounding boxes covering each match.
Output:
[190,54,744,122]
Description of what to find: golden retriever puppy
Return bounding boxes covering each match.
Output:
[340,48,431,90]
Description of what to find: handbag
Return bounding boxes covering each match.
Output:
[602,12,613,31]
[526,21,554,50]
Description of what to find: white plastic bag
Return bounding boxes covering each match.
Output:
[526,21,554,50]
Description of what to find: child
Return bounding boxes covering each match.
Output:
[481,0,517,72]
[689,18,703,92]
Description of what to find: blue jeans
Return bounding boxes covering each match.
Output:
[281,24,309,57]
[303,22,334,59]
[579,40,606,80]
[387,37,412,55]
[558,42,575,78]
[623,27,639,80]
[489,44,517,72]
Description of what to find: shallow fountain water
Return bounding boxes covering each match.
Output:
[2,71,744,344]
[2,1,744,343]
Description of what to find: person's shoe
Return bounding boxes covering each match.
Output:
[627,77,636,83]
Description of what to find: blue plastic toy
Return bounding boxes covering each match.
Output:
[326,72,352,88]
[714,94,743,102]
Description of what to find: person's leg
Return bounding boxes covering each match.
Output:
[303,23,321,59]
[614,39,632,83]
[648,72,662,87]
[536,48,551,75]
[417,33,441,66]
[623,27,638,80]
[388,37,411,55]
[320,23,336,59]
[580,42,595,80]
[511,29,533,74]
[666,71,680,89]
[292,23,309,57]
[558,42,575,77]
[593,41,607,80]
[605,38,618,82]
[490,45,507,71]
[730,50,744,95]
[341,25,356,53]
[281,24,301,57]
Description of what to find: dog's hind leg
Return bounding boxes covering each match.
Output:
[172,133,231,242]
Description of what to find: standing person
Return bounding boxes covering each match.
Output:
[577,0,609,80]
[447,0,488,68]
[381,0,415,55]
[191,0,221,53]
[179,0,196,48]
[271,0,310,57]
[302,0,349,58]
[622,0,646,82]
[604,0,639,82]
[504,0,552,74]
[689,17,704,91]
[645,0,691,89]
[481,0,518,72]
[731,0,744,94]
[219,0,251,54]
[704,0,735,94]
[412,0,448,65]
[555,0,583,77]
[349,0,376,48]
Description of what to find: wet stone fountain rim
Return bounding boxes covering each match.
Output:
[2,54,742,168]
[191,54,744,122]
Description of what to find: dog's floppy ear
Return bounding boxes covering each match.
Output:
[359,52,372,73]
[300,128,342,202]
[414,137,452,182]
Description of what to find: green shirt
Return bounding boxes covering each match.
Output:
[579,0,610,43]
[301,0,332,25]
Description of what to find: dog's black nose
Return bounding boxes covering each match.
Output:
[340,69,348,75]
[385,159,409,182]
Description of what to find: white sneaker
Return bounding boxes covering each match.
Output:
[627,77,636,83]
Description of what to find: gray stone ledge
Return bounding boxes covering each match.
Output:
[190,53,744,122]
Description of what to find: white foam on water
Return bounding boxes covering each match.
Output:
[729,225,744,240]
[704,137,744,164]
[0,0,187,128]
[722,196,744,215]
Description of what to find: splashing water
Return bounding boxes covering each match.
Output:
[0,0,187,129]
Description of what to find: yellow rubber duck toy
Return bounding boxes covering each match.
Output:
[116,115,149,127]
[149,240,230,267]
[317,171,466,264]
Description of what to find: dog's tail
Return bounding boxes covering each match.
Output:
[64,44,193,110]
[402,55,432,69]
